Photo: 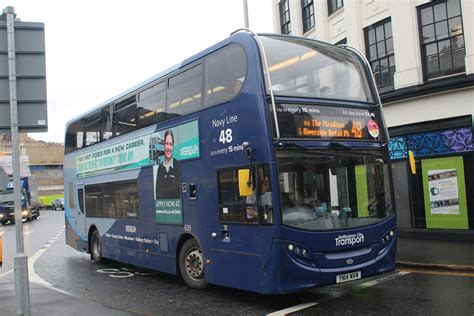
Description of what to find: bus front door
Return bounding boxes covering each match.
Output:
[207,220,263,292]
[204,167,275,292]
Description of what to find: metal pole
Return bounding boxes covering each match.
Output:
[243,0,249,28]
[4,6,31,316]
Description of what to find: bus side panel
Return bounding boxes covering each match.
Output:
[65,213,79,251]
[88,166,181,275]
[64,154,85,252]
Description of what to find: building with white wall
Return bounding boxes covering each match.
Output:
[272,0,473,240]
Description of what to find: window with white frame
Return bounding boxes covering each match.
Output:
[418,0,465,80]
[328,0,343,16]
[301,0,315,33]
[365,19,395,92]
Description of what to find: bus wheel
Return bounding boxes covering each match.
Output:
[179,239,208,290]
[91,230,103,264]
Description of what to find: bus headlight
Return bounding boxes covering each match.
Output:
[287,242,310,258]
[0,214,3,218]
[382,229,396,245]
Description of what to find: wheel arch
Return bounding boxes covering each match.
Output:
[87,225,99,254]
[175,233,201,277]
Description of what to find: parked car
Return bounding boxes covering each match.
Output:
[53,198,64,210]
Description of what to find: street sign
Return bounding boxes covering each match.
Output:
[0,17,47,132]
[0,7,45,314]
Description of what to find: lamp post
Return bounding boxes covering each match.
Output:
[243,0,249,28]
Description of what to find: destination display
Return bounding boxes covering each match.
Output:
[276,104,385,141]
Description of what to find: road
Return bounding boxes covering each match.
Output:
[1,211,474,315]
[0,210,64,278]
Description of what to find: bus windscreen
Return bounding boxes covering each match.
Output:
[261,35,374,103]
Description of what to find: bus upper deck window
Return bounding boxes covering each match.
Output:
[204,44,247,108]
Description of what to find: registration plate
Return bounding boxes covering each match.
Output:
[336,271,361,283]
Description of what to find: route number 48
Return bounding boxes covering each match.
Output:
[219,128,233,144]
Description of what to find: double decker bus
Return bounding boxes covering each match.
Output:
[64,30,396,294]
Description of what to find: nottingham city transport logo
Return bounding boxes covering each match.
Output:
[335,233,365,247]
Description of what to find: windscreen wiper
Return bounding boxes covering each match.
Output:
[275,141,310,150]
[328,142,350,150]
[328,141,386,157]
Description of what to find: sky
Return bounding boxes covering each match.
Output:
[1,0,274,143]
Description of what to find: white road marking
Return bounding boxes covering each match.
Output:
[97,268,135,278]
[0,269,13,278]
[28,226,66,287]
[354,271,410,290]
[267,302,319,316]
[28,246,52,287]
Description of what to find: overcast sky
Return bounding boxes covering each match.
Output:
[1,0,274,143]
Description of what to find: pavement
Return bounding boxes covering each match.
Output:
[0,282,138,315]
[0,237,473,315]
[396,237,474,271]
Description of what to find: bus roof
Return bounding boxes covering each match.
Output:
[64,30,365,132]
[64,31,251,130]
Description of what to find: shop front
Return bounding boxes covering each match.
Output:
[388,116,474,241]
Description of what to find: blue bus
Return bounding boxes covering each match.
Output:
[64,30,396,294]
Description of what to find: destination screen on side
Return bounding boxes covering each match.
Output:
[275,104,385,141]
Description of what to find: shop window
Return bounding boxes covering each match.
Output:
[392,161,412,229]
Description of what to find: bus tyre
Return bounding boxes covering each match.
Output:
[179,239,208,290]
[91,230,103,264]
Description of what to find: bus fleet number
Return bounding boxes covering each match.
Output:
[219,129,233,144]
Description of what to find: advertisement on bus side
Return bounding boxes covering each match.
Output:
[151,121,200,224]
[75,120,200,224]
